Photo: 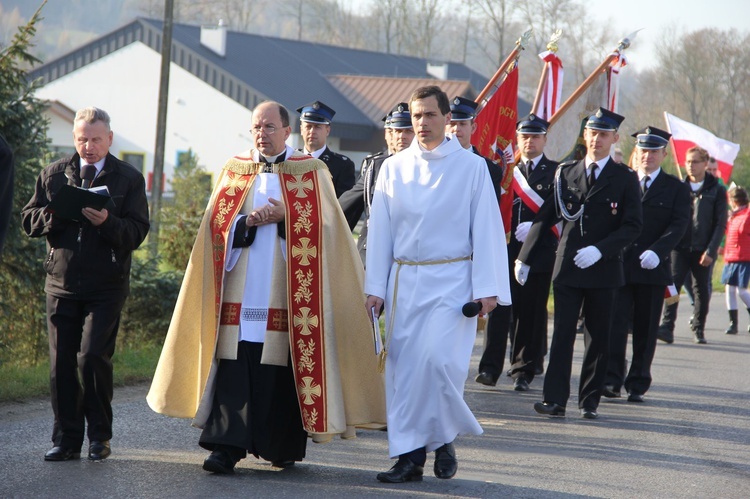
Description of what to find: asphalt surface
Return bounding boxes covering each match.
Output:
[1,294,749,498]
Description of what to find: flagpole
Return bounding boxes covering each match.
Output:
[475,29,533,105]
[663,111,684,179]
[531,30,563,114]
[547,32,636,128]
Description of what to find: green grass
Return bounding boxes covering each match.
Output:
[0,343,162,403]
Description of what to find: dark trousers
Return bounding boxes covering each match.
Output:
[477,304,512,378]
[662,250,712,332]
[510,271,552,382]
[606,283,664,395]
[46,293,125,449]
[199,341,307,464]
[543,283,615,410]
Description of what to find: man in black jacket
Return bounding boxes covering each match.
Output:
[515,108,642,419]
[297,100,355,197]
[338,103,414,263]
[505,114,558,392]
[657,146,727,344]
[22,107,149,462]
[604,126,690,402]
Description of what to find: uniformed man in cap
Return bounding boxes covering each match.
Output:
[446,96,507,387]
[339,103,414,263]
[604,126,690,403]
[297,100,355,197]
[504,114,559,392]
[515,107,642,419]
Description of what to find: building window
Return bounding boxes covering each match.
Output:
[121,151,146,175]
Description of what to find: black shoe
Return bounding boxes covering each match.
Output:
[433,443,457,479]
[506,368,512,377]
[657,325,674,344]
[88,440,111,461]
[513,377,530,392]
[580,408,599,419]
[602,385,621,398]
[693,329,707,344]
[44,445,81,461]
[627,393,645,403]
[475,371,498,386]
[271,460,295,468]
[534,365,544,376]
[534,401,565,417]
[376,458,424,483]
[203,450,236,474]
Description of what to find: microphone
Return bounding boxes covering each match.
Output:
[462,301,482,318]
[81,164,97,189]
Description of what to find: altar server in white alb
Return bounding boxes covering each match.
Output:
[365,85,510,484]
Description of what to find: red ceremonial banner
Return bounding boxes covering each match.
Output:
[472,65,519,234]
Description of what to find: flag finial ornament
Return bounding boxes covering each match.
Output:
[546,29,563,53]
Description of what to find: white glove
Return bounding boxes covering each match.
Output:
[639,250,660,270]
[573,246,602,269]
[514,260,530,285]
[515,221,532,243]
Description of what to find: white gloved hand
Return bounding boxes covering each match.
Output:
[515,221,532,243]
[639,250,660,270]
[514,260,530,285]
[573,246,602,269]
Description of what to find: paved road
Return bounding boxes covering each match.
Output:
[2,295,749,498]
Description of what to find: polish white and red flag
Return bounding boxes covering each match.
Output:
[664,112,740,183]
[535,50,564,120]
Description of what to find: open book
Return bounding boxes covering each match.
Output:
[46,184,114,222]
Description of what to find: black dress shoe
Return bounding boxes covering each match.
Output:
[88,441,111,461]
[376,458,424,483]
[271,460,295,468]
[534,365,544,376]
[580,408,599,419]
[627,393,645,403]
[203,450,236,474]
[657,325,674,344]
[433,443,457,479]
[534,401,565,417]
[44,446,81,461]
[475,371,498,386]
[602,385,621,398]
[513,377,529,392]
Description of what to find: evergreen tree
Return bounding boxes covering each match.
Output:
[0,3,52,366]
[159,149,211,271]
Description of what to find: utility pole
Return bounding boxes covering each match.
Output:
[149,0,174,257]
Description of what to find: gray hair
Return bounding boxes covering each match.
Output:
[74,107,111,131]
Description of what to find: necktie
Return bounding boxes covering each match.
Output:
[642,175,651,195]
[588,163,598,189]
[524,160,533,179]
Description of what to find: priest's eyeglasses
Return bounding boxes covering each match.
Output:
[250,125,278,136]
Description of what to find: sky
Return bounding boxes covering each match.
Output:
[349,0,750,71]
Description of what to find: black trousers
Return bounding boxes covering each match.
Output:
[199,341,307,464]
[509,271,552,382]
[477,305,512,378]
[662,250,712,331]
[606,283,664,395]
[46,293,125,449]
[543,283,615,410]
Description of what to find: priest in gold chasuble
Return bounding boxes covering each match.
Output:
[147,102,385,474]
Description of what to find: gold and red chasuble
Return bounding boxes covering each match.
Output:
[280,166,327,433]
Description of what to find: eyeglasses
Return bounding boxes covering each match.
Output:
[250,125,279,136]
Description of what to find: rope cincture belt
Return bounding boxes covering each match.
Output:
[378,255,472,373]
